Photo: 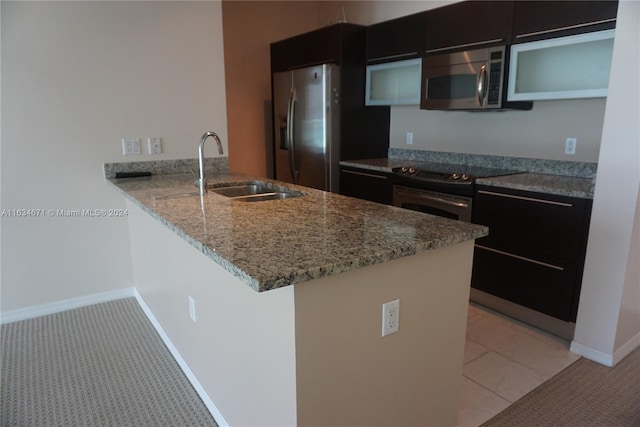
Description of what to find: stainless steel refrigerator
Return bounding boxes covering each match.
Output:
[272,64,340,192]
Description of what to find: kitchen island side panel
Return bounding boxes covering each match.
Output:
[126,201,297,426]
[294,240,474,426]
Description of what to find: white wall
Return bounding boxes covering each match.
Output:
[318,0,606,163]
[1,1,228,313]
[390,100,605,162]
[571,0,640,365]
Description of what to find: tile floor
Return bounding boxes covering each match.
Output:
[458,303,581,426]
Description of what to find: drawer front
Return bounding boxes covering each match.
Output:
[473,186,590,261]
[340,168,393,205]
[471,245,579,321]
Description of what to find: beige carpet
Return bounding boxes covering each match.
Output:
[482,345,640,426]
[1,298,217,426]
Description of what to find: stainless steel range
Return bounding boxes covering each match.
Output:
[392,164,519,222]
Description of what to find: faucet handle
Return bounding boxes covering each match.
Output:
[194,178,208,190]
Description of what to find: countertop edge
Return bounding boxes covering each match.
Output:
[107,180,263,291]
[106,172,487,292]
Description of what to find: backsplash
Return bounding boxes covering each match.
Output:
[389,148,598,178]
[104,158,229,179]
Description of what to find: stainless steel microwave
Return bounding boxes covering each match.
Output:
[421,45,508,110]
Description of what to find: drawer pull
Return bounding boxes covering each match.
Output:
[343,170,388,180]
[477,190,573,207]
[476,245,565,271]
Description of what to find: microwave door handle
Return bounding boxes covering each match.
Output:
[476,64,487,107]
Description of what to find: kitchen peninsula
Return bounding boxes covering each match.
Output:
[106,160,487,426]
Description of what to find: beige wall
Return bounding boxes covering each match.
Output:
[127,200,297,426]
[295,241,474,426]
[1,1,228,313]
[222,1,321,176]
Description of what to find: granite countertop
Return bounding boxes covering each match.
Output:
[476,173,595,199]
[341,158,595,199]
[108,171,487,292]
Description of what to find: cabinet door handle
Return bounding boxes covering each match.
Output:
[476,245,565,271]
[425,38,503,54]
[342,169,388,180]
[369,51,419,63]
[515,18,616,39]
[477,190,573,207]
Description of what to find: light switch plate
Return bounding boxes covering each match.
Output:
[565,137,577,155]
[148,137,162,155]
[122,137,141,156]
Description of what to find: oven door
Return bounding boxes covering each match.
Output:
[393,185,472,222]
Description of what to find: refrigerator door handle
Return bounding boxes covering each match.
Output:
[287,87,298,183]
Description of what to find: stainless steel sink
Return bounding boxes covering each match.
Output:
[207,182,304,202]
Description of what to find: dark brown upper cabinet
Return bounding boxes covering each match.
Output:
[424,1,514,54]
[366,12,427,64]
[271,23,366,72]
[270,40,289,73]
[512,1,619,43]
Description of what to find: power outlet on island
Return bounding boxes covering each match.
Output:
[382,299,400,337]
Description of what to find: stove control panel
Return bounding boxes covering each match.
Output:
[394,167,474,183]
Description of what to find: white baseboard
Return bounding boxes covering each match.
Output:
[0,288,136,325]
[570,332,640,367]
[612,332,640,365]
[133,289,230,427]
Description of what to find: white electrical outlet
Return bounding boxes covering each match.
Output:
[188,296,196,322]
[406,132,413,145]
[148,137,162,155]
[122,137,141,156]
[382,299,400,337]
[565,137,577,155]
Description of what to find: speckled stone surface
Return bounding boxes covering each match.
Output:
[477,173,595,199]
[104,157,228,179]
[387,148,598,178]
[106,169,487,292]
[340,154,596,198]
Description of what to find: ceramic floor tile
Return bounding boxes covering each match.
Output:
[472,305,532,333]
[492,330,580,379]
[524,325,571,347]
[468,303,485,315]
[458,376,511,427]
[464,338,490,364]
[463,351,546,403]
[465,313,520,350]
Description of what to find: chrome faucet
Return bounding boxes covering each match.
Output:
[198,131,224,196]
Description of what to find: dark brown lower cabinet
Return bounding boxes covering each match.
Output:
[472,245,578,321]
[471,185,592,322]
[339,167,393,205]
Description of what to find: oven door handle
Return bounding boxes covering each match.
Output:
[396,189,470,209]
